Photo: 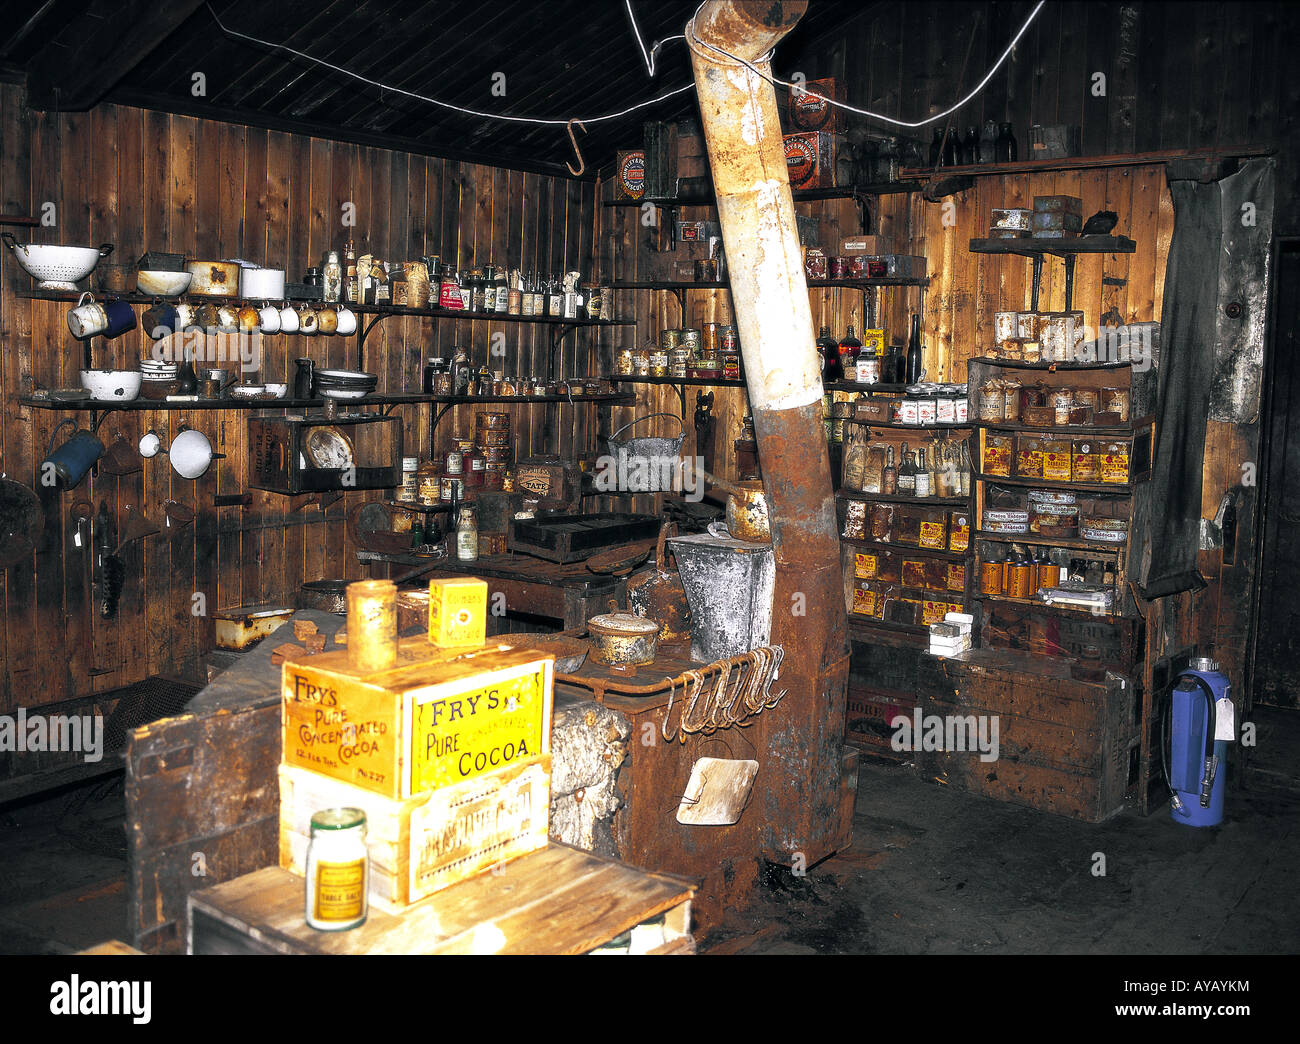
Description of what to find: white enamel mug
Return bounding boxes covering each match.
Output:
[279,305,300,333]
[335,307,357,336]
[258,304,281,333]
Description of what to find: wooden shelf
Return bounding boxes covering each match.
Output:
[607,374,744,388]
[976,471,1142,493]
[972,530,1127,551]
[841,535,968,561]
[975,416,1153,437]
[846,417,972,431]
[847,615,929,638]
[602,184,917,208]
[836,489,969,508]
[17,289,634,328]
[900,146,1272,182]
[973,590,1123,620]
[611,276,929,290]
[18,392,635,412]
[969,355,1137,372]
[968,235,1136,257]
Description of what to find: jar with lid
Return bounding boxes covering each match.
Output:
[583,284,602,319]
[649,347,669,377]
[916,387,937,426]
[616,347,635,376]
[305,807,368,931]
[322,251,343,302]
[450,346,472,397]
[417,461,440,504]
[462,448,485,487]
[399,456,419,502]
[423,357,446,394]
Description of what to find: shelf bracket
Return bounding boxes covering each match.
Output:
[1030,256,1045,312]
[548,323,582,380]
[357,313,387,369]
[1063,254,1077,313]
[428,402,457,456]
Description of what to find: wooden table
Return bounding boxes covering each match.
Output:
[360,551,627,629]
[188,844,696,955]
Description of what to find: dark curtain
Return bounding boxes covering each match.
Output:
[1136,158,1275,598]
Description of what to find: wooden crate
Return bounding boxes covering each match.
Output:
[507,512,660,563]
[915,648,1141,822]
[248,414,402,494]
[281,640,553,799]
[279,756,551,907]
[189,846,696,955]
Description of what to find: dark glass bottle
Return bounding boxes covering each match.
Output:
[906,314,924,384]
[995,122,1018,163]
[838,320,863,378]
[897,446,915,495]
[962,127,979,166]
[817,326,843,383]
[175,346,198,395]
[929,128,944,168]
[884,341,906,385]
[941,128,957,169]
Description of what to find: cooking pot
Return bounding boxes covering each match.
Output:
[43,419,104,489]
[626,521,691,641]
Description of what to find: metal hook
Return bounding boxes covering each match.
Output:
[565,119,587,176]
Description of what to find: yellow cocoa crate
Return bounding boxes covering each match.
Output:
[428,576,487,648]
[282,640,553,799]
[279,756,551,907]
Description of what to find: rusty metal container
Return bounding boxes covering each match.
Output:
[668,531,775,662]
[626,523,691,642]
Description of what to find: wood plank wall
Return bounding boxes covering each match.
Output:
[0,83,599,753]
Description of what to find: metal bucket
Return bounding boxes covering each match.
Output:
[605,412,685,493]
[667,532,774,662]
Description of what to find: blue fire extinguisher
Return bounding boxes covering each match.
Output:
[1163,658,1233,827]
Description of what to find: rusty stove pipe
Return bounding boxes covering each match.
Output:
[688,1,850,865]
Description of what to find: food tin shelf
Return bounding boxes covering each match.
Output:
[846,417,972,431]
[611,277,929,290]
[841,535,968,561]
[968,355,1137,371]
[967,235,1136,258]
[972,530,1126,552]
[974,471,1144,494]
[972,591,1125,620]
[975,417,1152,437]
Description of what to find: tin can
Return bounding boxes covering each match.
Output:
[445,450,463,475]
[440,476,464,502]
[722,353,740,379]
[899,398,920,425]
[346,580,397,672]
[721,326,738,351]
[669,349,691,378]
[855,354,880,385]
[829,256,851,280]
[955,397,969,423]
[650,350,669,377]
[681,328,701,353]
[936,394,956,423]
[979,560,1004,596]
[700,322,721,355]
[1007,562,1033,599]
[633,349,651,376]
[917,396,936,425]
[660,328,683,350]
[993,312,1020,343]
[616,348,635,375]
[804,249,827,280]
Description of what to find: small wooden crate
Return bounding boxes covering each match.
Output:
[248,414,402,494]
[281,639,553,799]
[279,756,551,907]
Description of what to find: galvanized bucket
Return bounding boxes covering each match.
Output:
[605,412,685,493]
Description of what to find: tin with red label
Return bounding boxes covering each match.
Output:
[784,132,835,189]
[617,150,646,200]
[829,256,851,280]
[723,353,741,380]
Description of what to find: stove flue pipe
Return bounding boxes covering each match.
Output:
[687,1,850,867]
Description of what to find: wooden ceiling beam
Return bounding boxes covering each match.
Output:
[24,0,205,110]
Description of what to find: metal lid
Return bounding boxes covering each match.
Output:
[589,613,658,637]
[1189,656,1220,673]
[310,807,366,832]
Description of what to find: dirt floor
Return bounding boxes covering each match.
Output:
[1,708,1297,955]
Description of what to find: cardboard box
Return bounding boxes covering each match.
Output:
[281,641,553,799]
[788,77,844,134]
[428,576,487,649]
[841,236,883,255]
[279,756,551,907]
[784,131,836,189]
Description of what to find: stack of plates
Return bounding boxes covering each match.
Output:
[314,369,377,400]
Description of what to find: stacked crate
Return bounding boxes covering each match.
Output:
[278,578,555,909]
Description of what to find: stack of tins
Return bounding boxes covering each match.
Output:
[475,411,512,489]
[279,579,555,910]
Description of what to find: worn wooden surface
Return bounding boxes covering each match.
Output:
[0,83,599,739]
[188,844,696,955]
[915,648,1141,822]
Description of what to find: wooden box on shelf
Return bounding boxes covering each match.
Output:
[248,413,403,494]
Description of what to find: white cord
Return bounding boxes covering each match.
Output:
[687,0,1046,130]
[205,1,691,126]
[625,0,685,78]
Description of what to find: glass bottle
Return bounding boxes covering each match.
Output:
[322,250,342,303]
[344,241,357,303]
[449,345,471,397]
[914,448,931,497]
[959,441,971,497]
[906,314,924,384]
[996,122,1018,163]
[473,266,489,313]
[494,264,509,313]
[979,120,998,165]
[175,345,198,395]
[884,340,905,385]
[547,275,563,318]
[962,127,979,166]
[456,506,479,562]
[929,127,945,168]
[941,128,957,169]
[882,444,897,495]
[817,326,843,383]
[305,808,368,932]
[838,313,863,379]
[897,445,915,495]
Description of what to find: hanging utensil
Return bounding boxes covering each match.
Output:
[0,476,45,567]
[100,428,142,476]
[116,504,160,550]
[93,500,124,618]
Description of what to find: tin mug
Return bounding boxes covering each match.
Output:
[174,303,197,330]
[278,304,300,333]
[141,302,180,339]
[67,293,108,339]
[298,307,319,334]
[258,304,281,333]
[44,419,105,489]
[335,307,357,336]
